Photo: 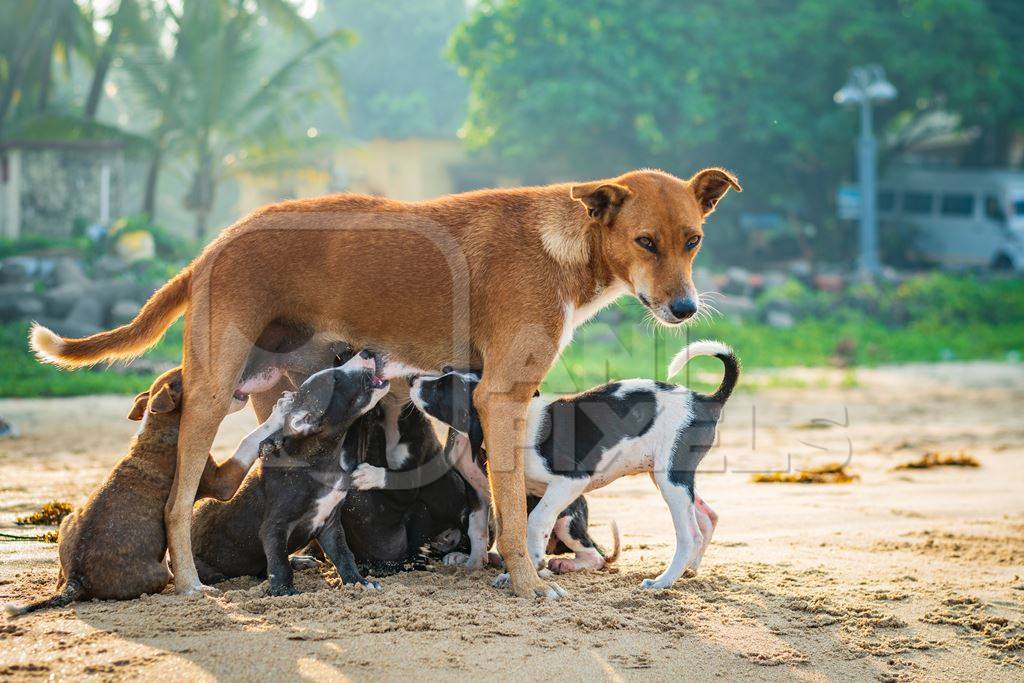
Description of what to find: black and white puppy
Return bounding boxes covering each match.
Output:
[410,340,738,590]
[191,351,390,596]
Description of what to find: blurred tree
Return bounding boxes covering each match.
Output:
[119,0,351,238]
[0,0,95,138]
[319,0,467,139]
[450,0,1014,264]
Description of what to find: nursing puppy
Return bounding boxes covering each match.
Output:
[191,352,389,595]
[411,340,738,589]
[4,368,252,616]
[343,400,472,574]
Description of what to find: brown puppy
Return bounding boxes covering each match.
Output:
[4,369,238,616]
[28,168,740,598]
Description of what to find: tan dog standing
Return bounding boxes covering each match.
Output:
[29,168,740,598]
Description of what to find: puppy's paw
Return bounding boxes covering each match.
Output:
[640,577,674,590]
[275,391,296,415]
[359,580,383,591]
[443,552,470,566]
[352,463,386,491]
[547,557,578,574]
[491,572,511,589]
[269,584,300,597]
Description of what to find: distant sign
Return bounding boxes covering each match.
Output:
[837,184,860,220]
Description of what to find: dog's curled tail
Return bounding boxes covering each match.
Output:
[30,267,192,368]
[667,340,740,404]
[601,520,621,565]
[4,578,83,618]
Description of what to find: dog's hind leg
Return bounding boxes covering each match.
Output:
[318,513,381,590]
[687,494,717,576]
[642,471,702,590]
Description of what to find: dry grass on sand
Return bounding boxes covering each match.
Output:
[1,361,1023,681]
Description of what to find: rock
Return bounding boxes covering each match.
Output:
[0,259,32,284]
[93,254,130,277]
[52,258,90,287]
[65,297,106,329]
[44,279,141,318]
[0,283,36,320]
[109,299,142,326]
[0,416,17,439]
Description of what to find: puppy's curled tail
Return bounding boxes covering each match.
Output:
[30,267,192,368]
[667,340,739,404]
[4,578,83,618]
[599,520,621,565]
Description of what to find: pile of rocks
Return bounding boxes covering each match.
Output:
[0,253,156,337]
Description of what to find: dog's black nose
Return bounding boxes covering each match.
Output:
[668,297,698,320]
[358,350,374,360]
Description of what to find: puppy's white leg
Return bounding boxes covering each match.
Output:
[448,434,491,571]
[352,463,387,490]
[526,478,589,569]
[641,472,701,590]
[225,391,296,471]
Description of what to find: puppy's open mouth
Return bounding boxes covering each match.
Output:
[370,374,387,388]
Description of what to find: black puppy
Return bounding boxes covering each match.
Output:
[342,400,472,574]
[191,351,390,595]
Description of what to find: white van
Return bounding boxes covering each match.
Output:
[878,168,1024,271]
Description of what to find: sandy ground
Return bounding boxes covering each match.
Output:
[0,362,1022,682]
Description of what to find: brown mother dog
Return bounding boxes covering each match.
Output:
[29,168,739,599]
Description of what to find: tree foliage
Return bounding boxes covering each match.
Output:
[450,0,1014,228]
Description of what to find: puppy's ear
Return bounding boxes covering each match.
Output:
[148,384,179,414]
[127,391,150,421]
[570,181,632,225]
[689,167,741,216]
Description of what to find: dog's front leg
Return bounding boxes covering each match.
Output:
[260,520,297,596]
[475,344,564,600]
[317,512,381,590]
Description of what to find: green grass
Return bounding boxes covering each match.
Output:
[0,320,183,398]
[2,273,1023,398]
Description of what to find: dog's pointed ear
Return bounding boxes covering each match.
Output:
[127,391,150,420]
[689,168,741,216]
[570,181,632,225]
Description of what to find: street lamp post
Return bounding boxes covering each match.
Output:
[834,65,896,278]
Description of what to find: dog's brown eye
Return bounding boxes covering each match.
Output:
[685,235,702,250]
[635,236,657,253]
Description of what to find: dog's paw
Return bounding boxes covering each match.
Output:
[492,572,565,599]
[269,584,300,597]
[640,577,674,590]
[179,583,219,598]
[352,463,386,491]
[358,580,382,591]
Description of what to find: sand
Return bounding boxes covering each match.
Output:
[1,361,1022,681]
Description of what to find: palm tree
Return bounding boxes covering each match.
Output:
[0,0,95,138]
[120,0,351,238]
